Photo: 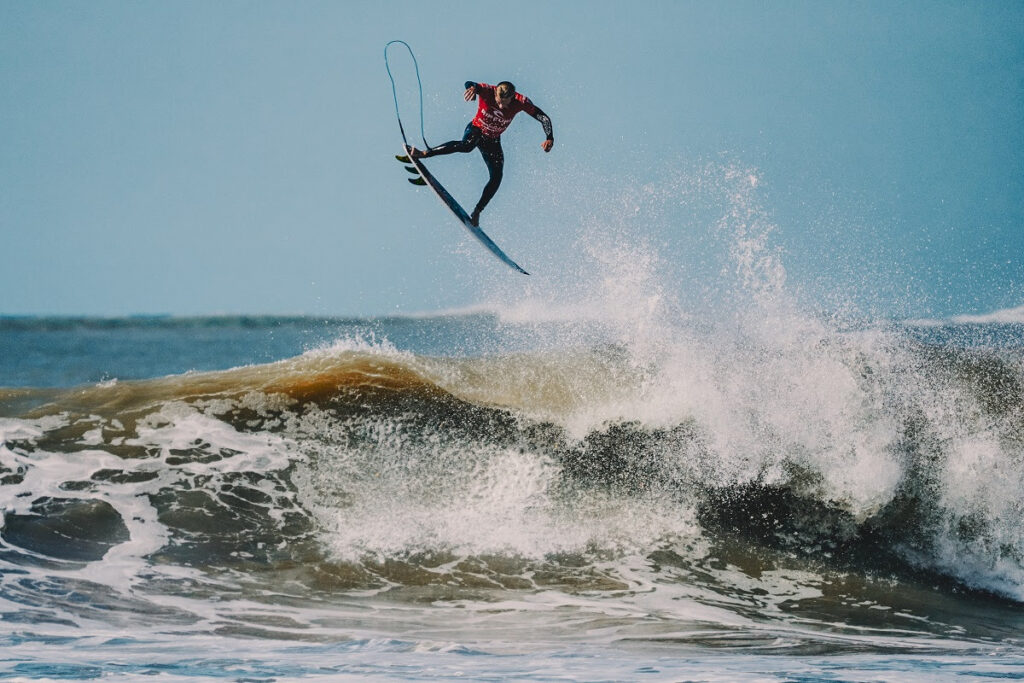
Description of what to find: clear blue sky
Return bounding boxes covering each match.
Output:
[2,1,1021,319]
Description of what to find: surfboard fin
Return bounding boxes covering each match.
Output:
[407,177,427,186]
[395,154,411,163]
[404,166,418,174]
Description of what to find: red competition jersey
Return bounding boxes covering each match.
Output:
[470,83,542,138]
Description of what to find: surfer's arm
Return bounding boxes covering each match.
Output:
[528,105,554,151]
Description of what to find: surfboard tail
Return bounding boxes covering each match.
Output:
[400,144,529,274]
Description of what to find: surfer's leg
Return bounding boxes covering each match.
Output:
[421,123,481,157]
[470,139,504,225]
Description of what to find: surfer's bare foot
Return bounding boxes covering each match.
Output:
[409,147,427,159]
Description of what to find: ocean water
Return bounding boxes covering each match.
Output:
[2,310,1023,681]
[3,168,1024,681]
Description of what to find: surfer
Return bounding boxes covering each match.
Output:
[409,81,553,227]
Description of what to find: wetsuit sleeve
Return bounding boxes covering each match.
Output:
[517,97,553,141]
[527,103,554,141]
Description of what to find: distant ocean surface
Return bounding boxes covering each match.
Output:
[1,312,1023,680]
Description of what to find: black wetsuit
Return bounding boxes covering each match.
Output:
[426,122,505,220]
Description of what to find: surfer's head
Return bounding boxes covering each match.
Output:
[496,81,516,108]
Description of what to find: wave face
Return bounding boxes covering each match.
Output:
[2,319,1023,646]
[3,168,1024,678]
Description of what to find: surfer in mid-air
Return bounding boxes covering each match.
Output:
[409,81,553,227]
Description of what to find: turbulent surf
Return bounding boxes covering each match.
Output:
[2,313,1024,678]
[2,165,1023,679]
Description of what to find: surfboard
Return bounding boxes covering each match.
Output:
[398,145,529,275]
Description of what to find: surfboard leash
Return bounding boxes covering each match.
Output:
[384,40,429,150]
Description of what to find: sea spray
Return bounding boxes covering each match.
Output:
[468,159,1024,599]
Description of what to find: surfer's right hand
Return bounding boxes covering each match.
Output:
[464,85,476,101]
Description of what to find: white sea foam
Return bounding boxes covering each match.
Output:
[0,402,300,600]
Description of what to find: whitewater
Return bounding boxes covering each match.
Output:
[2,164,1023,680]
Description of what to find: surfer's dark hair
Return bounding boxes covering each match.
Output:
[496,81,516,98]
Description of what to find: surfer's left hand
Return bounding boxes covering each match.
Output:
[541,139,553,152]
